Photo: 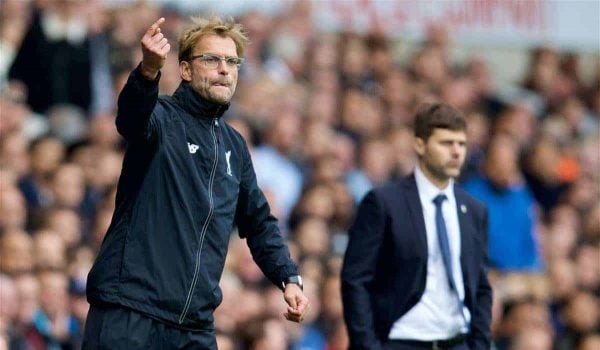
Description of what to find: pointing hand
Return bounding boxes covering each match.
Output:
[140,17,170,80]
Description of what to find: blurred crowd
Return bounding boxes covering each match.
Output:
[0,1,599,350]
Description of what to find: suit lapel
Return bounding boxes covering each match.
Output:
[454,188,473,289]
[403,174,428,258]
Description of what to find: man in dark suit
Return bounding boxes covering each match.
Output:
[342,103,492,350]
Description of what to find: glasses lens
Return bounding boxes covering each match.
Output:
[203,56,220,68]
[225,57,242,67]
[197,55,242,69]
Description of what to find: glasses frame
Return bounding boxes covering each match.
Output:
[189,53,244,69]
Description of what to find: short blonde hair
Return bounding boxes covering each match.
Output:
[178,16,249,62]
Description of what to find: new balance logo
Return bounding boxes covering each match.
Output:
[187,142,199,154]
[225,150,232,176]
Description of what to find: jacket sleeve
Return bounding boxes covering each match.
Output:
[341,191,385,350]
[115,63,161,143]
[234,142,298,288]
[468,206,493,350]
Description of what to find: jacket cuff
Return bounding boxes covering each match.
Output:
[276,266,299,291]
[132,62,161,85]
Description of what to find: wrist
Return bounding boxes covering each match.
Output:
[282,275,303,291]
[140,62,159,80]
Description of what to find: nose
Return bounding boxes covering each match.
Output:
[451,143,463,157]
[216,59,230,75]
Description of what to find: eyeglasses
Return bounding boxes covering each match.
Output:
[189,53,244,69]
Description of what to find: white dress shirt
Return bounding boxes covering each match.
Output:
[388,166,470,340]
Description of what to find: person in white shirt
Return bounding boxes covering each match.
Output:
[342,103,492,350]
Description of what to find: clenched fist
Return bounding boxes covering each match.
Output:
[283,284,309,323]
[140,18,171,80]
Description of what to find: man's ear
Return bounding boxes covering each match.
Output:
[414,137,426,157]
[179,61,192,82]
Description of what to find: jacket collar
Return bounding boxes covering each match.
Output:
[402,173,428,258]
[402,173,475,292]
[172,81,229,119]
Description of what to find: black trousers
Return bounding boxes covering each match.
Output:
[383,341,469,350]
[82,304,216,350]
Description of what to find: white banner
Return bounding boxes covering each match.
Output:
[121,0,599,51]
[312,0,599,51]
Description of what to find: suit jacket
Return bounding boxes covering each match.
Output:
[341,174,492,350]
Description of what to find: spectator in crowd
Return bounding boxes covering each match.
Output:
[345,136,394,202]
[26,270,81,350]
[293,217,331,259]
[8,0,112,114]
[0,274,27,349]
[509,327,552,350]
[253,111,304,222]
[14,273,40,331]
[494,298,553,350]
[578,334,600,350]
[33,229,67,271]
[522,135,573,213]
[463,134,543,272]
[18,136,66,216]
[0,0,29,87]
[0,186,27,233]
[0,229,34,275]
[40,207,83,249]
[555,291,600,350]
[239,316,288,350]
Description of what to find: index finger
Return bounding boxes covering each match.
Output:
[147,17,165,35]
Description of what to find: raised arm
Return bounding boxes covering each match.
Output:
[115,18,170,142]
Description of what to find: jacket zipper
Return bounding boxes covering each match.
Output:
[178,115,220,324]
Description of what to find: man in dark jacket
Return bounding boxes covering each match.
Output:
[83,17,308,349]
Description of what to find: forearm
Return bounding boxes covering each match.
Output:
[115,63,160,140]
[246,217,298,287]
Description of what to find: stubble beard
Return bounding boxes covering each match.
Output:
[424,157,461,184]
[207,85,234,104]
[193,77,235,105]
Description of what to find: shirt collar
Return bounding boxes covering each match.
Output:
[414,165,455,203]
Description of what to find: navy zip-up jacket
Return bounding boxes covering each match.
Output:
[86,66,298,330]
